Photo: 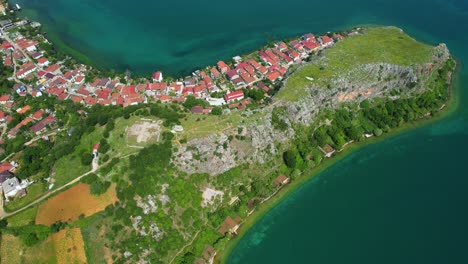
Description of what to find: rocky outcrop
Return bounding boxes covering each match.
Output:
[172,43,451,176]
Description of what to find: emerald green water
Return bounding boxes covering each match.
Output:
[16,0,468,263]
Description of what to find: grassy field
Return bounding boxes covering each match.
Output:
[53,128,103,186]
[277,26,434,102]
[80,213,113,264]
[0,233,57,264]
[51,228,87,264]
[4,183,45,212]
[6,206,38,227]
[0,234,23,264]
[35,183,118,226]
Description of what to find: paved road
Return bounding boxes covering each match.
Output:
[0,157,99,219]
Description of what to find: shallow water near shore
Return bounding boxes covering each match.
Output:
[15,0,468,263]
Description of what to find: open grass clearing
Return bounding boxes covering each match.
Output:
[179,110,262,141]
[51,228,87,264]
[0,233,56,264]
[0,233,23,264]
[52,127,103,186]
[35,183,118,226]
[6,206,38,227]
[80,213,113,264]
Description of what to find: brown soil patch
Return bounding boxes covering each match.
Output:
[35,183,118,226]
[50,228,87,264]
[337,88,375,102]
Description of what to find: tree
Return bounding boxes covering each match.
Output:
[283,150,297,168]
[81,151,93,166]
[183,95,208,109]
[374,128,383,137]
[211,106,222,115]
[90,180,111,195]
[22,232,39,246]
[0,219,7,229]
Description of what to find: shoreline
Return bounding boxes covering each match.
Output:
[15,5,376,78]
[217,60,461,263]
[3,3,461,262]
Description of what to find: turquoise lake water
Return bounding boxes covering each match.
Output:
[16,0,468,263]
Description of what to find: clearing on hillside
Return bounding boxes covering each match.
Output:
[127,120,162,144]
[0,233,57,264]
[50,228,87,264]
[0,234,23,264]
[35,183,118,225]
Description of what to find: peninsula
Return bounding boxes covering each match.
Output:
[0,5,455,264]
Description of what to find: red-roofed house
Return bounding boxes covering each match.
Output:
[1,41,13,52]
[320,35,334,47]
[16,38,38,52]
[333,33,345,41]
[248,59,261,70]
[226,69,239,80]
[84,96,98,106]
[17,105,31,114]
[266,71,282,82]
[302,33,315,41]
[210,67,221,79]
[32,109,44,120]
[152,71,163,82]
[0,162,13,173]
[240,73,255,85]
[158,95,171,103]
[44,64,61,74]
[275,42,288,51]
[0,95,12,104]
[74,75,85,85]
[57,92,68,101]
[37,57,50,67]
[259,51,277,66]
[258,66,268,75]
[224,90,244,103]
[70,95,84,104]
[76,86,89,96]
[217,61,230,74]
[30,116,55,134]
[123,96,145,107]
[120,85,139,99]
[16,62,36,79]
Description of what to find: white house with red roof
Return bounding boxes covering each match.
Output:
[319,35,334,47]
[37,57,50,67]
[224,90,244,103]
[152,71,163,82]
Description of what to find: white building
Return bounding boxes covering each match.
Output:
[2,177,25,200]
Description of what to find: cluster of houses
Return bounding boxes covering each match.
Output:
[0,22,351,143]
[0,99,56,139]
[0,30,345,115]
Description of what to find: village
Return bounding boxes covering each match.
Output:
[0,1,349,205]
[0,1,455,262]
[0,2,364,263]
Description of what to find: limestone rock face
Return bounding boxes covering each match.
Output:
[172,43,451,176]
